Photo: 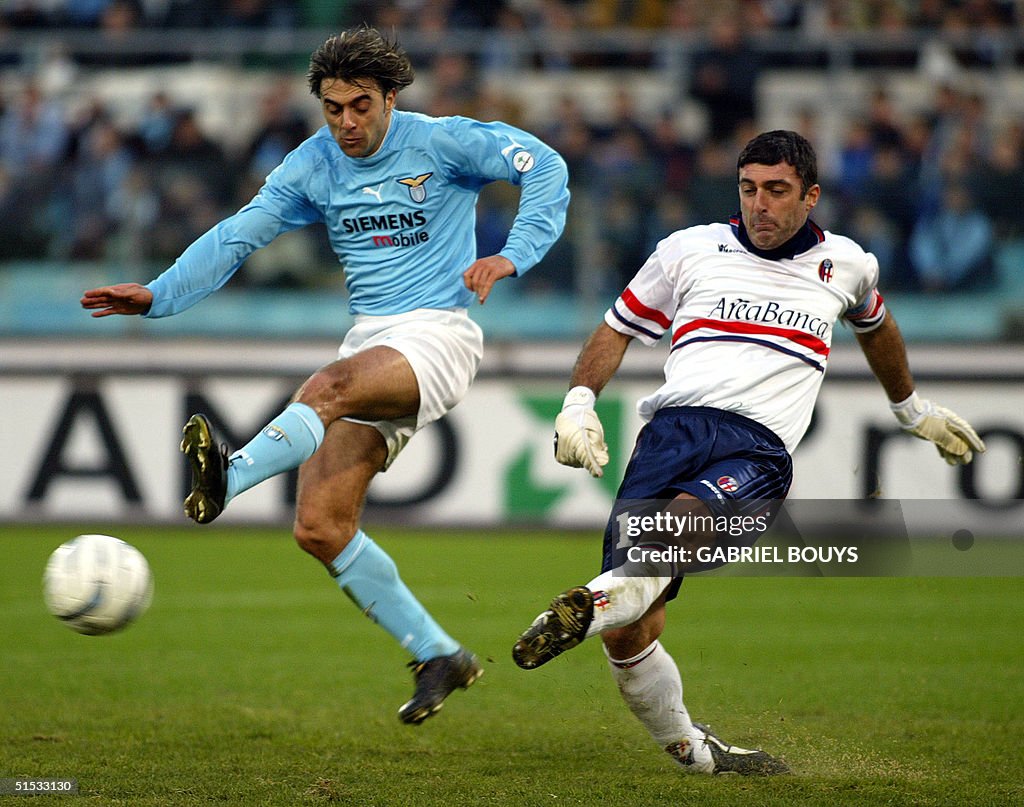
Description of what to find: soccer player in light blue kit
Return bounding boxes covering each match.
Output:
[81,27,570,724]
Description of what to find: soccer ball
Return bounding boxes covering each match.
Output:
[42,534,153,636]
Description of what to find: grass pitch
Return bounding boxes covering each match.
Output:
[1,525,1022,806]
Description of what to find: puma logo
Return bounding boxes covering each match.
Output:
[362,184,384,203]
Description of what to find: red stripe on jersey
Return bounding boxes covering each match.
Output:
[621,288,672,329]
[672,318,830,356]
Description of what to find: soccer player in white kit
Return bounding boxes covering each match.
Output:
[513,131,984,774]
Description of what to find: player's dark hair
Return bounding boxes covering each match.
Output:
[737,130,818,197]
[307,26,415,99]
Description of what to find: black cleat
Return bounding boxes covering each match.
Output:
[692,722,790,775]
[512,586,594,670]
[398,648,483,725]
[180,413,229,524]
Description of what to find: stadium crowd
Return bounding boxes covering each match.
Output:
[2,1,1023,34]
[0,0,1022,297]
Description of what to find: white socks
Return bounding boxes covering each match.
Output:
[583,570,674,639]
[606,640,714,773]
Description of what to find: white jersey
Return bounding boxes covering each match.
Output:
[605,218,886,452]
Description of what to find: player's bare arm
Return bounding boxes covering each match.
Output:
[857,310,985,464]
[80,283,154,317]
[569,323,634,395]
[462,255,516,304]
[553,324,633,477]
[853,310,915,403]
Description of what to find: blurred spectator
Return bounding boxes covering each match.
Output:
[865,87,904,151]
[687,139,738,224]
[157,109,232,203]
[590,124,658,203]
[849,204,905,287]
[221,0,298,28]
[758,0,805,29]
[36,44,77,97]
[689,14,760,141]
[0,82,69,179]
[960,92,994,159]
[244,79,310,178]
[473,84,526,126]
[63,0,114,27]
[598,188,648,290]
[135,91,177,156]
[855,144,917,257]
[644,193,690,253]
[106,165,160,263]
[909,183,995,291]
[544,116,598,193]
[64,121,134,258]
[971,129,1024,239]
[0,164,49,258]
[836,120,875,203]
[64,96,114,163]
[147,173,222,262]
[532,0,582,71]
[649,109,696,194]
[910,0,948,29]
[99,0,139,32]
[583,0,664,28]
[422,53,478,118]
[480,6,532,75]
[447,0,505,28]
[161,0,218,27]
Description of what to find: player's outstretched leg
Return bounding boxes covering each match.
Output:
[181,413,229,524]
[684,723,790,776]
[399,648,484,725]
[512,586,594,669]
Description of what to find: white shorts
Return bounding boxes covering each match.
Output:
[337,307,483,469]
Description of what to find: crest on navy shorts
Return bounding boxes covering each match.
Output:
[717,476,739,493]
[818,258,834,283]
[396,172,433,203]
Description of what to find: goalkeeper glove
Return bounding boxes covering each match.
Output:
[890,391,985,465]
[554,386,609,478]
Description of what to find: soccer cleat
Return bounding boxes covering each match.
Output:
[180,413,229,525]
[512,586,594,670]
[398,648,483,725]
[687,722,790,775]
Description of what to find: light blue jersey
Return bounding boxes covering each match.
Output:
[144,110,570,317]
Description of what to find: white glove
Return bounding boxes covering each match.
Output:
[890,392,986,465]
[554,386,609,477]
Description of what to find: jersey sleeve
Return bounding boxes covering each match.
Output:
[144,147,323,318]
[842,249,886,333]
[604,246,678,346]
[434,118,569,276]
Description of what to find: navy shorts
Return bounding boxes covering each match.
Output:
[601,406,793,597]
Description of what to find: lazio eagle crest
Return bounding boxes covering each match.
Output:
[396,172,433,203]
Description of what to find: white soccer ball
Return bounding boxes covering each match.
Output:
[42,534,153,636]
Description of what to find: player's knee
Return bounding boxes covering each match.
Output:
[293,512,358,566]
[602,620,663,660]
[296,363,355,414]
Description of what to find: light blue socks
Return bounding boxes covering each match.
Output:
[225,402,324,504]
[329,530,460,662]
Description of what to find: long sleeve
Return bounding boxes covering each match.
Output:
[144,147,323,318]
[434,117,570,277]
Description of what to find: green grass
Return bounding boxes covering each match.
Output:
[1,525,1022,806]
